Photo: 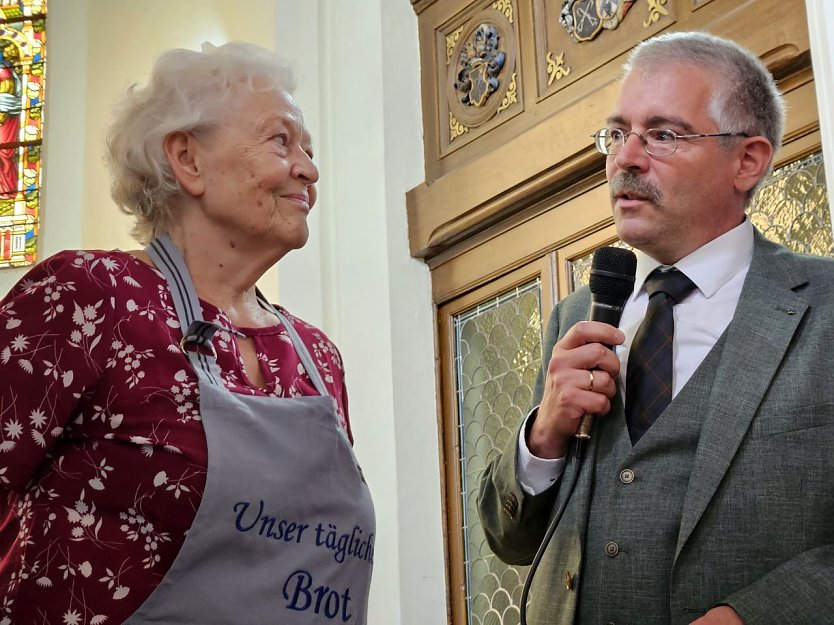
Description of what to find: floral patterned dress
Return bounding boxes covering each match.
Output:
[0,250,351,625]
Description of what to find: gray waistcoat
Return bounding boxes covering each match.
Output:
[577,334,727,625]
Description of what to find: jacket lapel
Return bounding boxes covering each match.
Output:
[674,232,809,559]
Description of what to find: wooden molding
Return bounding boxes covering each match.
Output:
[411,0,438,15]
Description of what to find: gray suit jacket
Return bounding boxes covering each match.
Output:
[478,231,834,624]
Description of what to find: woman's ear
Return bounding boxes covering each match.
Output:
[164,131,205,197]
[734,136,774,195]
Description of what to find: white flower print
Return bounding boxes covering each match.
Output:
[0,250,351,621]
[119,507,171,570]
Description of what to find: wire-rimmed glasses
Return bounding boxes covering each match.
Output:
[592,127,749,157]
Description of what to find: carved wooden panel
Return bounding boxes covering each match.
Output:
[533,0,676,100]
[437,0,523,156]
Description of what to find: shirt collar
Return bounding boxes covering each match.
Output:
[632,218,754,300]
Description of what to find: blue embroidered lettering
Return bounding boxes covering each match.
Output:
[314,522,373,564]
[283,569,353,622]
[233,500,263,532]
[233,501,308,543]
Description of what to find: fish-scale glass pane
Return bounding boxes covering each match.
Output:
[748,151,832,256]
[454,280,542,625]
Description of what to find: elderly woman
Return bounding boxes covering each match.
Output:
[0,42,374,624]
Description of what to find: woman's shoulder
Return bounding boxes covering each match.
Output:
[2,249,164,310]
[9,249,153,283]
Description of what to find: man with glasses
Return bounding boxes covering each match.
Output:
[479,31,834,624]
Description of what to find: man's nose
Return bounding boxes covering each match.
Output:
[614,132,649,170]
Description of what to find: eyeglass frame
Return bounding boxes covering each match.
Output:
[591,127,750,157]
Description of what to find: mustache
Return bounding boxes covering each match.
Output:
[609,172,662,205]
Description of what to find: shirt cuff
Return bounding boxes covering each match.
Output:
[516,406,567,495]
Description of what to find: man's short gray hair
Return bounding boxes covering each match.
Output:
[106,41,296,244]
[624,31,786,198]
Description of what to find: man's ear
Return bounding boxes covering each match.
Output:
[164,131,205,197]
[734,136,774,195]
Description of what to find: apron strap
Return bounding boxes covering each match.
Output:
[146,235,332,397]
[146,235,224,385]
[256,292,330,398]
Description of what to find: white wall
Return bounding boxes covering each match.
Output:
[275,2,444,624]
[806,0,834,228]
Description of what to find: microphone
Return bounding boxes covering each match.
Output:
[574,246,637,439]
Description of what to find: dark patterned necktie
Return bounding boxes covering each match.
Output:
[625,267,696,444]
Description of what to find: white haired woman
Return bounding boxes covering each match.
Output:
[0,42,374,624]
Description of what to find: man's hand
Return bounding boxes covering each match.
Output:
[689,606,744,624]
[527,321,624,459]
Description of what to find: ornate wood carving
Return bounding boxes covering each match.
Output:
[533,0,675,101]
[438,1,523,155]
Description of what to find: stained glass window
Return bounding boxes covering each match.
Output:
[0,0,45,269]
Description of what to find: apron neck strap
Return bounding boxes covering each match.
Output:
[255,291,330,398]
[146,234,223,385]
[146,235,331,398]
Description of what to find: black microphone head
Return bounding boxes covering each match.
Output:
[589,246,637,302]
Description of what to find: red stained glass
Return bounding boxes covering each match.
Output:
[0,0,45,268]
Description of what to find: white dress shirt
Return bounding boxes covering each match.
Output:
[516,219,755,494]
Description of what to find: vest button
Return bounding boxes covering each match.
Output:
[564,570,574,590]
[604,541,619,557]
[619,468,635,484]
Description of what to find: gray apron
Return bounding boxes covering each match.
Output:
[125,235,375,624]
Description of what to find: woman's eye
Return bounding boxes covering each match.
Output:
[274,134,289,146]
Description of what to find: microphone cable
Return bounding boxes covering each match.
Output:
[518,246,636,625]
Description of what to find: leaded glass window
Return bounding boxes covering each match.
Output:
[453,280,542,625]
[747,151,832,256]
[0,0,45,269]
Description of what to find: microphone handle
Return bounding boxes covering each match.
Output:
[575,299,625,440]
[575,413,594,440]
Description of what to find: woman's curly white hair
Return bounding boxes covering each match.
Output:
[106,41,296,244]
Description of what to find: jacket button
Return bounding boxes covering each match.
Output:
[564,570,574,591]
[604,541,619,557]
[502,493,519,519]
[619,468,635,484]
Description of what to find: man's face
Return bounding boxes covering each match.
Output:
[605,63,747,264]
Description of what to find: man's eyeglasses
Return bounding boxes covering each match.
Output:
[592,127,749,157]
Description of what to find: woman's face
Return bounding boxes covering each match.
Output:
[193,88,318,255]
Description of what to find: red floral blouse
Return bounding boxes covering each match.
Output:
[0,250,351,624]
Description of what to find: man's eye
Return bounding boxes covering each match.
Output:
[609,129,626,142]
[651,130,676,143]
[274,134,289,146]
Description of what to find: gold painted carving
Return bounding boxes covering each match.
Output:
[496,72,517,113]
[546,52,571,86]
[446,26,465,65]
[449,111,470,142]
[643,0,669,27]
[492,0,514,24]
